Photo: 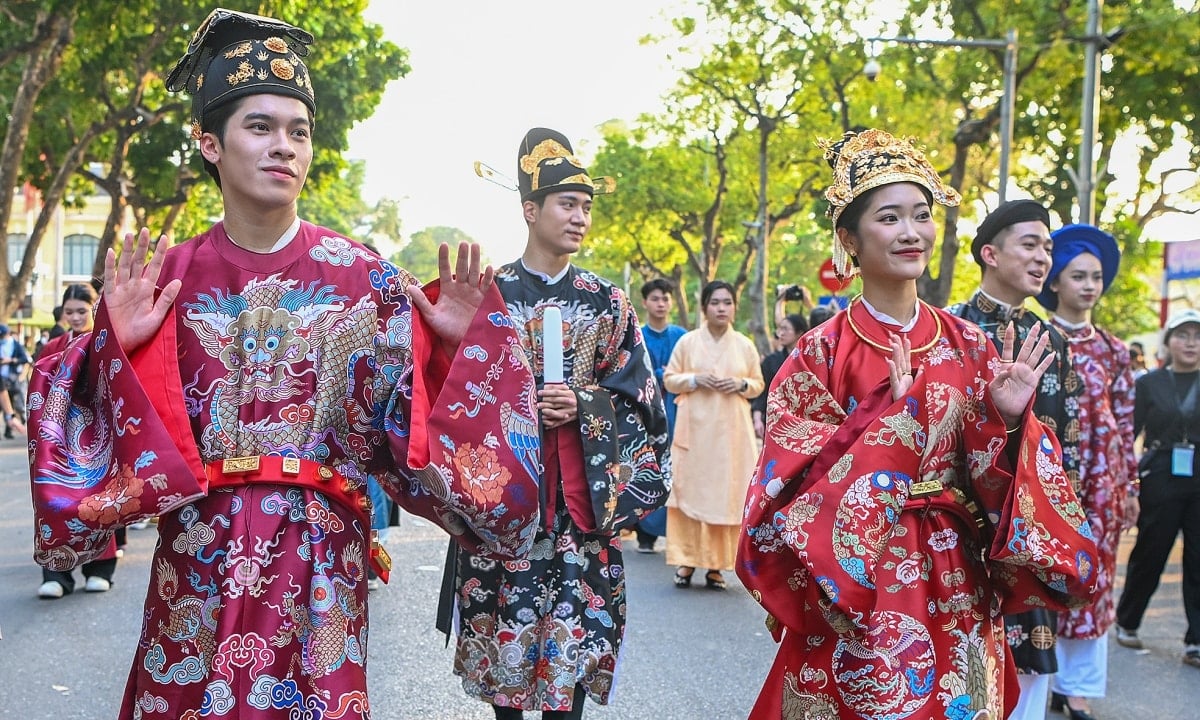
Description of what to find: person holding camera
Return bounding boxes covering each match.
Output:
[773,283,815,347]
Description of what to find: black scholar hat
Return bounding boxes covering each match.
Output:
[516,128,615,203]
[166,8,315,136]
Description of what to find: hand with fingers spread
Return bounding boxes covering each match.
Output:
[104,228,183,354]
[885,333,914,401]
[406,242,495,352]
[989,323,1055,429]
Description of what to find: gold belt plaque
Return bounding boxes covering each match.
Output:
[909,479,944,498]
[282,457,301,475]
[222,455,261,474]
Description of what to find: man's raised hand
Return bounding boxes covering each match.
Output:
[103,229,182,353]
[406,242,495,351]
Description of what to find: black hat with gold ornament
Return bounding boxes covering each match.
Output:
[166,8,315,138]
[516,128,615,203]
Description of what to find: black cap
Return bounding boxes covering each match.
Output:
[971,199,1050,266]
[166,8,315,135]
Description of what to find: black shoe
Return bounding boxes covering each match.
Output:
[4,428,11,439]
[704,570,727,590]
[1051,693,1098,720]
[636,542,655,554]
[673,567,694,588]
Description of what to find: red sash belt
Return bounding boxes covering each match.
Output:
[204,455,392,583]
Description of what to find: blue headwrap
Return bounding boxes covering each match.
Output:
[1036,224,1120,312]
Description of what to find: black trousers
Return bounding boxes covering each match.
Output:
[1116,470,1200,645]
[42,557,117,594]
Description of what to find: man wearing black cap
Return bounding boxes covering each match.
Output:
[27,10,542,719]
[948,198,1084,720]
[443,128,670,719]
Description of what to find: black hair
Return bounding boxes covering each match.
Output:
[837,183,935,234]
[701,280,735,308]
[52,305,62,322]
[62,283,98,307]
[199,98,245,188]
[809,305,835,327]
[641,278,675,299]
[782,313,808,335]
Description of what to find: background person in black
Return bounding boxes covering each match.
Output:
[751,312,807,439]
[1115,308,1200,669]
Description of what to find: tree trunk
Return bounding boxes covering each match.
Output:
[918,139,971,307]
[0,9,76,316]
[747,125,771,354]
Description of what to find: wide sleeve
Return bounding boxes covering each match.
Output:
[1109,339,1139,496]
[737,335,765,399]
[738,329,1098,640]
[964,404,1100,614]
[662,334,695,395]
[582,289,671,531]
[736,335,857,637]
[374,279,542,559]
[28,303,208,571]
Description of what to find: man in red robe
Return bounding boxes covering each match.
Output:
[28,10,541,719]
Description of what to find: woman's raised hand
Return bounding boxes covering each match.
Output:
[989,323,1055,428]
[885,333,914,401]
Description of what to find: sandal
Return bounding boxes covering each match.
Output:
[673,567,694,588]
[705,570,726,590]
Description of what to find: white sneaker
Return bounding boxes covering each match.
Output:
[37,581,65,599]
[367,578,382,592]
[84,576,111,593]
[128,521,150,530]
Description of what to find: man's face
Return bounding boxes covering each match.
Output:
[981,220,1053,302]
[643,289,672,323]
[200,94,313,212]
[524,191,592,258]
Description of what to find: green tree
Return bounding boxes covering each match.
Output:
[0,0,408,316]
[395,226,474,282]
[593,0,1196,342]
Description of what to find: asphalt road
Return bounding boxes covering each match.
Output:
[2,438,1198,719]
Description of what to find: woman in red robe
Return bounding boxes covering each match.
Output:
[1036,224,1137,718]
[737,129,1099,719]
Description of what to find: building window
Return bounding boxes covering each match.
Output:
[7,233,28,274]
[63,233,100,277]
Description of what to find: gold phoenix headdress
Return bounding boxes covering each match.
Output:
[821,129,961,279]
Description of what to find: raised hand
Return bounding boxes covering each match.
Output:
[406,242,495,351]
[103,229,182,353]
[989,323,1055,428]
[885,333,914,401]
